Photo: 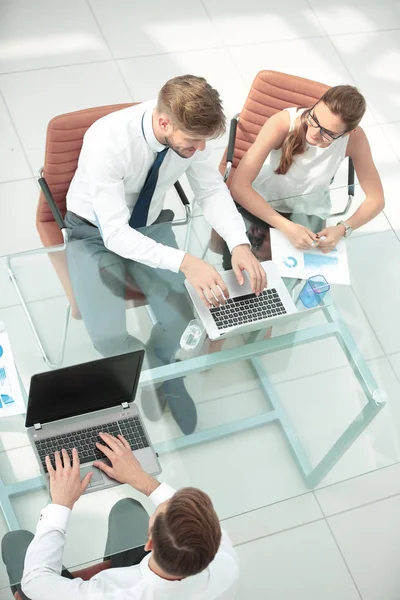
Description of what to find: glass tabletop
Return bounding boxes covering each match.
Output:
[1,183,400,585]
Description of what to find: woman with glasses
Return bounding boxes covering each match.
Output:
[230,85,384,253]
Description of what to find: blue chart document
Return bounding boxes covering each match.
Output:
[270,229,350,285]
[0,331,25,416]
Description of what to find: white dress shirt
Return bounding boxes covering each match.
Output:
[21,482,240,600]
[253,107,349,219]
[66,100,249,272]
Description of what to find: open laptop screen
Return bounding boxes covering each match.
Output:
[25,350,144,428]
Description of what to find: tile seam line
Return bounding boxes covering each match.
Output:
[0,89,36,180]
[83,0,134,102]
[0,293,67,310]
[232,516,325,548]
[313,490,363,598]
[0,177,35,186]
[200,0,255,96]
[317,486,400,519]
[314,457,400,496]
[2,29,400,77]
[307,0,380,127]
[1,35,341,77]
[220,490,316,523]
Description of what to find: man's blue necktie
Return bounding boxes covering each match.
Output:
[129,147,168,229]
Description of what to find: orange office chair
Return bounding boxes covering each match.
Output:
[205,70,355,258]
[7,104,191,367]
[220,69,354,205]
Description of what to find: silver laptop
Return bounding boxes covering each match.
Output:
[26,351,161,494]
[185,260,301,341]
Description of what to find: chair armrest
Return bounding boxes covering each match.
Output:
[174,180,190,206]
[329,157,355,218]
[227,116,239,164]
[224,114,239,182]
[348,157,355,197]
[38,176,66,231]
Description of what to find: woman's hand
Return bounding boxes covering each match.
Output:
[282,222,319,250]
[316,225,345,253]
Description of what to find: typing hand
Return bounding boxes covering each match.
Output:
[180,254,229,308]
[94,432,159,496]
[231,244,267,296]
[46,448,92,510]
[283,222,319,250]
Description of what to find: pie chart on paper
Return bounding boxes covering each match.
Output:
[283,256,298,268]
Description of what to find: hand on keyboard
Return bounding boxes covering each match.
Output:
[231,244,267,296]
[94,432,159,496]
[210,288,287,330]
[36,418,149,472]
[180,254,229,308]
[45,448,93,509]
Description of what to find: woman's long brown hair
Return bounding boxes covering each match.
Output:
[275,85,366,175]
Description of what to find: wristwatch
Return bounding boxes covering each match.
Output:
[336,220,353,238]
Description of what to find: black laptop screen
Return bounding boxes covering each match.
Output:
[25,351,144,428]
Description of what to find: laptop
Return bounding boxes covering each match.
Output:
[185,260,302,341]
[26,350,161,494]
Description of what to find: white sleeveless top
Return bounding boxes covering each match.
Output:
[252,107,349,218]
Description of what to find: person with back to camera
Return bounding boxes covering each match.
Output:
[229,85,385,258]
[1,432,239,599]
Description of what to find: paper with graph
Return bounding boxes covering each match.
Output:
[270,229,350,285]
[0,331,25,416]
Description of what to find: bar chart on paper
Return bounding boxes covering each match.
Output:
[0,331,25,416]
[0,367,6,387]
[304,252,338,268]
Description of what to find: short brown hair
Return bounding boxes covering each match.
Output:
[151,487,222,577]
[157,75,226,139]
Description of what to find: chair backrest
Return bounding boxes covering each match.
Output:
[220,70,329,184]
[36,103,136,226]
[34,103,137,318]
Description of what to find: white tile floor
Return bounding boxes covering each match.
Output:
[2,1,400,598]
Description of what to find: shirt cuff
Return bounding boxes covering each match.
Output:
[158,246,186,272]
[224,231,251,254]
[149,482,176,507]
[37,504,72,533]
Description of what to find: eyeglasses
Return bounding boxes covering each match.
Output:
[306,105,347,143]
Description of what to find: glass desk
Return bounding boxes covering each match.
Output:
[1,196,398,588]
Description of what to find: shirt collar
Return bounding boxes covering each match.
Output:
[142,100,167,153]
[140,554,209,594]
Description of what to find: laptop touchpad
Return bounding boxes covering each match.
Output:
[81,465,104,487]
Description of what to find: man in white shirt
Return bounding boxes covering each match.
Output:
[2,432,239,600]
[64,75,266,435]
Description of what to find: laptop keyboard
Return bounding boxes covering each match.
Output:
[210,288,287,330]
[35,416,149,472]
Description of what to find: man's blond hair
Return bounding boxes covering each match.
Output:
[157,75,226,139]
